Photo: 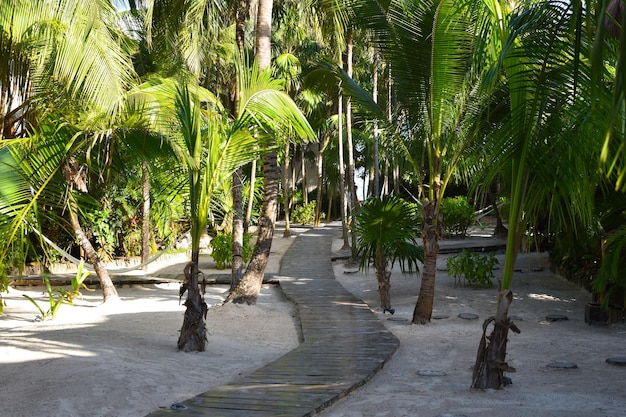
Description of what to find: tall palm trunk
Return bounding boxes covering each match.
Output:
[283,142,292,237]
[338,93,350,249]
[141,160,150,268]
[231,0,248,289]
[177,260,207,351]
[227,150,278,304]
[67,202,119,302]
[412,173,442,324]
[227,0,275,304]
[345,29,360,261]
[314,137,326,226]
[62,161,118,302]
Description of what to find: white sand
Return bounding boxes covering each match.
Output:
[2,230,626,417]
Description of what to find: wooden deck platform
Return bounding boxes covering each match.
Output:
[146,225,399,416]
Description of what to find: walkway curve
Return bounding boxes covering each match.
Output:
[146,224,399,416]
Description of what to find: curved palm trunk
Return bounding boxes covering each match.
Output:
[63,161,118,302]
[177,260,207,352]
[226,0,274,305]
[227,150,278,304]
[244,159,257,233]
[68,202,119,302]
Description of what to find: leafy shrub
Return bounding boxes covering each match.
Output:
[291,201,319,225]
[210,232,254,269]
[447,250,498,288]
[442,196,475,236]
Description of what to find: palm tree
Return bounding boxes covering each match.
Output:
[0,0,136,303]
[354,195,423,313]
[227,0,317,305]
[467,0,602,388]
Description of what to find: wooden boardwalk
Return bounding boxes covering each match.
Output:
[146,225,399,416]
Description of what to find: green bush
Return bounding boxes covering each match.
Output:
[291,201,319,225]
[442,196,476,237]
[447,250,498,288]
[210,232,254,269]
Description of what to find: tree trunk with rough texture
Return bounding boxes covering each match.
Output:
[141,160,150,268]
[471,290,520,389]
[283,142,291,237]
[314,138,325,226]
[68,202,119,302]
[226,0,274,305]
[375,247,392,313]
[63,161,119,302]
[244,159,256,233]
[227,150,278,304]
[230,0,249,290]
[412,198,442,324]
[177,261,208,352]
[231,168,244,290]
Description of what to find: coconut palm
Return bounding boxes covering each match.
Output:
[465,0,605,388]
[354,195,423,313]
[0,0,136,303]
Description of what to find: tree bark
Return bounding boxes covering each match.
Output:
[226,150,277,304]
[412,198,441,323]
[283,142,291,237]
[338,94,350,249]
[231,0,248,290]
[231,168,244,290]
[226,0,274,305]
[68,201,119,302]
[471,290,520,389]
[375,247,392,313]
[177,261,208,352]
[244,159,256,233]
[314,138,325,226]
[63,160,119,302]
[141,160,150,268]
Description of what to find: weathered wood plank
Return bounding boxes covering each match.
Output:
[145,225,399,417]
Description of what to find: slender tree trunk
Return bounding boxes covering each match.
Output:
[231,0,248,289]
[314,138,325,226]
[141,160,150,268]
[226,151,278,304]
[301,145,308,205]
[227,0,274,304]
[338,93,350,249]
[177,260,207,352]
[375,247,392,313]
[283,142,291,237]
[345,29,360,262]
[68,200,119,302]
[471,290,520,389]
[412,168,443,324]
[244,159,256,233]
[231,169,244,290]
[63,161,118,302]
[372,51,380,198]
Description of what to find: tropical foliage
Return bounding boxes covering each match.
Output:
[354,195,423,313]
[0,0,624,384]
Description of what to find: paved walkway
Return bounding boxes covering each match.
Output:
[146,224,399,416]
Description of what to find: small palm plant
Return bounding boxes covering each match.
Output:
[354,195,424,314]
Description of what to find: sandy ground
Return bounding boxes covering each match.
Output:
[2,226,626,417]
